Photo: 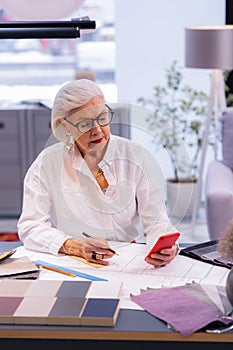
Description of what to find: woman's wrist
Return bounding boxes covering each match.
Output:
[60,239,78,255]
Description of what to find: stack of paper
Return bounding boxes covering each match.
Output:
[0,250,39,279]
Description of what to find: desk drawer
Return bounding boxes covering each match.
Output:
[0,188,22,213]
[34,110,52,138]
[0,139,20,161]
[0,164,21,186]
[0,111,19,136]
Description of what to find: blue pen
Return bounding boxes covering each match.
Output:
[34,260,108,281]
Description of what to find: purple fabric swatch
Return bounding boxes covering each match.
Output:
[130,287,230,337]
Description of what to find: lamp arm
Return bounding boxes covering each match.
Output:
[0,18,96,39]
[0,27,80,39]
[0,19,96,29]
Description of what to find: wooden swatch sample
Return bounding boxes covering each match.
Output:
[24,280,62,297]
[13,296,56,325]
[80,298,121,326]
[0,280,32,296]
[0,280,123,327]
[0,296,23,324]
[56,280,91,298]
[47,297,87,325]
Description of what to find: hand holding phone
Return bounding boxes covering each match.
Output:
[145,232,180,260]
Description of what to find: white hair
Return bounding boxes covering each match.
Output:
[51,79,105,141]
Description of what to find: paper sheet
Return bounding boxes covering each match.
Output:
[12,244,230,310]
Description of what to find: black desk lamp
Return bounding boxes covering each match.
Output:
[0,18,96,38]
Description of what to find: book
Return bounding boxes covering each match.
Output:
[0,249,16,262]
[0,255,40,279]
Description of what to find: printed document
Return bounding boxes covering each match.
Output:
[12,243,229,310]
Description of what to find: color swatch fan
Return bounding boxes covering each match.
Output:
[130,282,233,336]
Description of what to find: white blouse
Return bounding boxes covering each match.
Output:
[17,135,177,255]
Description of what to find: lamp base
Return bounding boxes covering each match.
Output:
[191,69,226,233]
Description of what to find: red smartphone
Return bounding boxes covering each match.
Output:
[145,232,180,260]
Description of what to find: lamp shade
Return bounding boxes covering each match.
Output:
[185,25,233,70]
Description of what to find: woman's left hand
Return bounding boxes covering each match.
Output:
[145,244,179,268]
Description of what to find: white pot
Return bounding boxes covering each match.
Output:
[166,179,198,219]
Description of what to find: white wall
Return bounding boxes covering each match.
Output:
[114,0,226,208]
[115,0,225,103]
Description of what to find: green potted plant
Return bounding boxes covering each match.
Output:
[137,60,212,218]
[223,70,233,107]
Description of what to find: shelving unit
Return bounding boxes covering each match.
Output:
[0,103,130,217]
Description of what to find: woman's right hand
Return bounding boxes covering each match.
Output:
[59,238,114,266]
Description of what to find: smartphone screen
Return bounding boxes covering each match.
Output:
[145,232,180,260]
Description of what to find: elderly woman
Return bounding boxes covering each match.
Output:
[17,79,179,267]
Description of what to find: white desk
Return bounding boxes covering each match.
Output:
[0,241,232,348]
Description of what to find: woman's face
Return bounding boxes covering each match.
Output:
[63,96,111,156]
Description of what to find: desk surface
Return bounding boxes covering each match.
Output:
[0,241,232,348]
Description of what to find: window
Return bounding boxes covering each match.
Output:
[0,1,116,102]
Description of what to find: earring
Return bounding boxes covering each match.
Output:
[65,131,74,151]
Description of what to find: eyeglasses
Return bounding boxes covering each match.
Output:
[63,104,114,134]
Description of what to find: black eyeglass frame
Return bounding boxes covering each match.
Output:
[63,104,114,134]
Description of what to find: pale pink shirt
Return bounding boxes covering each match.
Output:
[17,135,177,255]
